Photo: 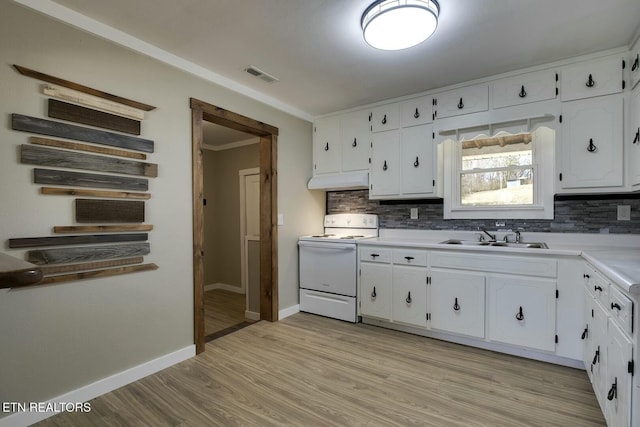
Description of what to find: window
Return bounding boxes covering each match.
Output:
[443,125,555,220]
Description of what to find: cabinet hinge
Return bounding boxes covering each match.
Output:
[559,115,563,123]
[622,80,626,90]
[432,98,436,106]
[623,59,626,69]
[434,110,437,119]
[432,132,435,139]
[556,289,559,299]
[556,87,559,96]
[368,157,371,164]
[555,73,558,82]
[433,179,436,187]
[369,113,372,122]
[555,335,559,344]
[432,113,435,121]
[592,308,594,318]
[628,360,634,375]
[426,313,431,321]
[559,173,563,181]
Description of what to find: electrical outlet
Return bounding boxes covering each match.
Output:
[277,213,284,225]
[410,208,418,220]
[495,221,506,227]
[617,205,631,221]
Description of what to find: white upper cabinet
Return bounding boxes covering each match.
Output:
[630,39,640,90]
[371,102,400,133]
[370,130,401,196]
[559,94,623,189]
[400,95,433,127]
[313,115,341,174]
[400,125,435,196]
[435,83,488,119]
[341,109,371,172]
[561,55,624,101]
[629,85,640,187]
[492,70,557,109]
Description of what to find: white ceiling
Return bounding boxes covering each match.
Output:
[26,0,640,118]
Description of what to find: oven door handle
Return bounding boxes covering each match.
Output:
[298,241,356,251]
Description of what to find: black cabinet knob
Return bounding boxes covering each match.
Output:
[457,98,464,109]
[453,298,460,311]
[586,74,595,87]
[515,306,524,321]
[519,85,527,98]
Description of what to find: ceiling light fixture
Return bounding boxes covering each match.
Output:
[361,0,440,51]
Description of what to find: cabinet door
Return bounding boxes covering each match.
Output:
[561,55,623,101]
[360,262,392,320]
[590,300,609,403]
[435,83,488,118]
[370,130,400,197]
[492,70,557,109]
[313,116,341,174]
[341,109,371,172]
[401,125,434,195]
[371,103,400,133]
[630,86,640,187]
[560,95,623,189]
[401,95,433,127]
[582,292,596,383]
[430,270,485,338]
[488,276,556,352]
[392,265,427,328]
[605,319,633,427]
[631,48,640,90]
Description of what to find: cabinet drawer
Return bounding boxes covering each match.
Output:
[492,70,557,109]
[609,285,633,335]
[435,83,488,118]
[400,95,433,127]
[359,246,391,263]
[431,252,557,278]
[392,249,428,266]
[585,268,610,307]
[561,55,624,101]
[371,103,400,133]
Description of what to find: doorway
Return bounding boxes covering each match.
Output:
[191,98,279,354]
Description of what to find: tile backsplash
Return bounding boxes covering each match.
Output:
[327,190,640,234]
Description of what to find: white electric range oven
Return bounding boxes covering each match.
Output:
[298,213,379,322]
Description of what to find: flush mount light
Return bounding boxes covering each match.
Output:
[361,0,439,51]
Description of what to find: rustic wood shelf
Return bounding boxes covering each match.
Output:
[0,252,43,289]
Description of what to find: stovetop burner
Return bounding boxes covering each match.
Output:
[311,234,336,238]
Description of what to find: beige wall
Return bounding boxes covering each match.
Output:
[0,1,324,410]
[203,144,260,288]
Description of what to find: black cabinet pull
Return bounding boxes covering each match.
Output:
[519,85,527,98]
[457,97,464,109]
[382,114,387,125]
[592,347,600,365]
[404,256,414,261]
[414,108,420,119]
[594,285,603,292]
[324,142,329,151]
[352,138,357,147]
[587,138,597,152]
[581,326,588,340]
[633,129,639,144]
[515,306,524,321]
[586,74,595,87]
[607,378,617,401]
[632,54,639,72]
[453,298,460,311]
[413,157,419,167]
[383,160,388,171]
[611,302,622,311]
[584,273,591,279]
[371,286,377,298]
[370,253,379,259]
[406,291,412,304]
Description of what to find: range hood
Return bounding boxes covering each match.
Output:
[307,171,369,191]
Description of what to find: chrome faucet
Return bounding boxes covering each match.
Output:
[479,228,496,242]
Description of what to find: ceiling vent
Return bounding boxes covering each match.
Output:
[244,65,279,84]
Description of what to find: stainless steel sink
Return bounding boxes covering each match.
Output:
[439,239,548,249]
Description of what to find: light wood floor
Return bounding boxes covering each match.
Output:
[36,313,605,426]
[204,288,248,337]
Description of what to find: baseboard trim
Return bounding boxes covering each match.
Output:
[204,283,244,293]
[245,310,260,321]
[0,345,195,427]
[279,304,300,320]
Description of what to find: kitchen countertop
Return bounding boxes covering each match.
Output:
[358,230,640,294]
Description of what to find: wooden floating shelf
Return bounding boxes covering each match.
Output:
[43,85,146,121]
[39,263,158,285]
[53,225,153,233]
[14,64,156,111]
[9,233,148,249]
[41,187,150,200]
[12,114,154,153]
[22,145,158,178]
[48,99,141,135]
[34,169,148,192]
[76,199,145,223]
[31,137,147,160]
[40,257,144,275]
[27,243,150,265]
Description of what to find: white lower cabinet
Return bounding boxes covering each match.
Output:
[360,262,392,321]
[430,269,485,338]
[487,276,557,352]
[392,265,427,328]
[606,319,633,426]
